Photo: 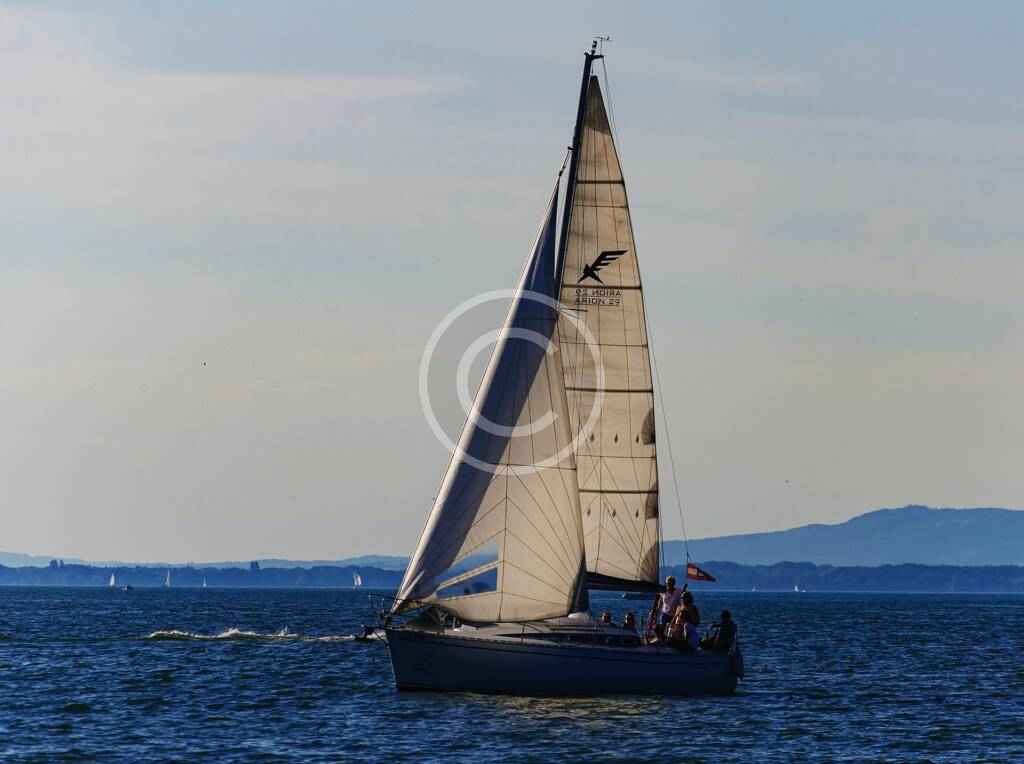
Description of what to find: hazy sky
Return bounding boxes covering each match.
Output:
[2,2,1021,562]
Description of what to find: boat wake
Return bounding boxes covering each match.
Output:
[145,627,357,642]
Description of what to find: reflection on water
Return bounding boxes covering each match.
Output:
[476,694,666,724]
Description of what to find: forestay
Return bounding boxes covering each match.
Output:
[394,186,587,623]
[557,76,660,591]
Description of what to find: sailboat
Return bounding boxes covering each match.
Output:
[109,573,116,588]
[164,570,171,588]
[353,572,363,588]
[202,576,208,589]
[384,43,743,696]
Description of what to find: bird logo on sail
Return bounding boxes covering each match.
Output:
[577,250,627,284]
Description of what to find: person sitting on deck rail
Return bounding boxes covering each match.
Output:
[700,610,737,654]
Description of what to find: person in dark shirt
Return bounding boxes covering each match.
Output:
[703,609,737,654]
[622,611,638,633]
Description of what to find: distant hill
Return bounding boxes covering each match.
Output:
[194,556,408,571]
[0,552,408,571]
[667,561,1024,593]
[331,555,408,571]
[0,551,89,568]
[668,505,1024,566]
[0,563,403,589]
[7,505,1021,571]
[2,560,1021,593]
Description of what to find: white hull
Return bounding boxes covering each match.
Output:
[386,626,740,696]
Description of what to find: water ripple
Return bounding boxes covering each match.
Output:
[0,589,1021,763]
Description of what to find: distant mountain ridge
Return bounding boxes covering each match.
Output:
[5,506,1021,570]
[0,551,408,571]
[2,560,1023,593]
[669,505,1024,566]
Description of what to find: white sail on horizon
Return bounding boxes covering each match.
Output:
[394,185,587,623]
[558,75,661,589]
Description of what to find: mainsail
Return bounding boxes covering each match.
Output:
[557,74,661,592]
[394,185,586,623]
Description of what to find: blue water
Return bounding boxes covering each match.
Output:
[1,588,1021,763]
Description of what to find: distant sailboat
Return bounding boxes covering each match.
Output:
[164,570,171,588]
[384,42,743,696]
[353,572,363,588]
[109,573,116,588]
[202,576,208,588]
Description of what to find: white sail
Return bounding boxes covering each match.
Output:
[558,75,660,590]
[109,573,116,587]
[353,572,363,588]
[394,186,586,623]
[165,570,171,588]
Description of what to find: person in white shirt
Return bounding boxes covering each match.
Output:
[654,575,683,642]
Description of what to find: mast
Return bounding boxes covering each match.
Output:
[555,40,602,286]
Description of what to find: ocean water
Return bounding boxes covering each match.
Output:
[0,588,1021,763]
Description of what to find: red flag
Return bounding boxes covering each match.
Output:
[686,562,716,582]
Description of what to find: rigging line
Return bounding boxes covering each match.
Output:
[599,57,623,179]
[558,146,572,177]
[649,348,691,564]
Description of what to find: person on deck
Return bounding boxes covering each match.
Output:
[681,590,701,650]
[653,575,683,642]
[622,611,638,633]
[701,610,737,654]
[600,611,613,625]
[669,590,701,651]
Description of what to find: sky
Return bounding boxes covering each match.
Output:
[2,1,1022,562]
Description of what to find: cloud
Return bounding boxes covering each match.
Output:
[1,8,462,233]
[615,47,818,96]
